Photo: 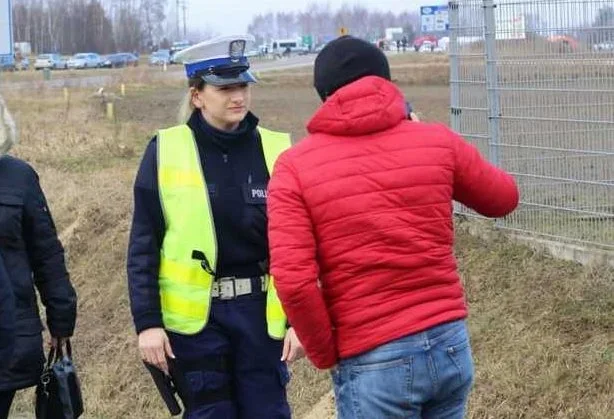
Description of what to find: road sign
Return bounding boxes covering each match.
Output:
[421,5,449,33]
[496,14,526,40]
[0,0,13,68]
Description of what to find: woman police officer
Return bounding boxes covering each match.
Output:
[127,35,303,418]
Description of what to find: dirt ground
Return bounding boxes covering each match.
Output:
[2,58,613,418]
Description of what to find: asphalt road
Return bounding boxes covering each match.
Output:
[0,55,317,91]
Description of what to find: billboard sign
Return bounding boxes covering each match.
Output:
[421,5,449,33]
[496,14,526,40]
[0,0,13,67]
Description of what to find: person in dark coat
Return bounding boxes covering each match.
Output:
[0,95,77,418]
[0,95,16,376]
[0,254,15,372]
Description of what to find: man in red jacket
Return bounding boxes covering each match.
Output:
[267,36,519,418]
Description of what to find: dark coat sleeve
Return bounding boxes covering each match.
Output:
[0,254,15,367]
[127,138,166,334]
[23,167,77,338]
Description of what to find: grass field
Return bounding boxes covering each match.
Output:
[2,54,613,418]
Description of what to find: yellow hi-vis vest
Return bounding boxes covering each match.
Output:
[157,124,291,338]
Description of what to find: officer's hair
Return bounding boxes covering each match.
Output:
[178,77,206,123]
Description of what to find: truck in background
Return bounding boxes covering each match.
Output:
[169,40,192,64]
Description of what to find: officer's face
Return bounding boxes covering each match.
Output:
[193,83,251,130]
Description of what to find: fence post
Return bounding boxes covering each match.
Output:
[449,0,461,134]
[483,0,501,168]
[449,0,462,215]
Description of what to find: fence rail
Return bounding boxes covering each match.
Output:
[450,0,614,250]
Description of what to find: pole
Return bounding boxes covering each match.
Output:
[483,0,503,227]
[176,0,180,39]
[182,1,187,39]
[448,1,461,134]
[483,0,501,167]
[106,102,114,120]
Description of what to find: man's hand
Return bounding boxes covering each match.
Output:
[281,327,305,363]
[138,328,175,375]
[49,337,66,349]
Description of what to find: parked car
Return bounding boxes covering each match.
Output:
[101,53,139,68]
[34,53,67,70]
[594,42,614,51]
[124,53,139,66]
[0,57,15,72]
[149,49,170,66]
[170,41,192,64]
[419,41,436,53]
[16,57,29,71]
[67,53,102,69]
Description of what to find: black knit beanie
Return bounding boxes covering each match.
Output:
[314,36,391,101]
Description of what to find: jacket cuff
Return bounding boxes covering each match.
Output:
[48,327,75,338]
[311,350,338,370]
[134,312,164,334]
[47,314,77,338]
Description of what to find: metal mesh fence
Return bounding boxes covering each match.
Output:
[450,0,614,250]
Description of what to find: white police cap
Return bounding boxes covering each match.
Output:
[174,34,257,85]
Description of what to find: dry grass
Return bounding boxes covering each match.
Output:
[256,53,450,89]
[2,58,613,418]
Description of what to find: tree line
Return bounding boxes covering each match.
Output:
[247,4,420,45]
[12,0,168,55]
[12,1,421,55]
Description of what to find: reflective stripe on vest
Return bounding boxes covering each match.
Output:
[157,124,291,338]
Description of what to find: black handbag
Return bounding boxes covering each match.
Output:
[35,339,84,419]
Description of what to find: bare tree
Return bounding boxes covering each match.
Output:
[141,0,167,51]
[247,12,275,45]
[248,3,421,45]
[276,12,296,38]
[12,0,425,55]
[184,26,218,44]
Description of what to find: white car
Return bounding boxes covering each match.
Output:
[594,43,614,51]
[34,54,67,70]
[67,53,102,69]
[419,42,435,53]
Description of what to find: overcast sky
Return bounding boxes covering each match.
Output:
[185,0,436,35]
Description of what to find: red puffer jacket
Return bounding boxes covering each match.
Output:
[268,76,519,369]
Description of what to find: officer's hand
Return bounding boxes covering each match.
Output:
[281,327,305,363]
[138,328,175,375]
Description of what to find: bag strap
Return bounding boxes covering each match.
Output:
[44,338,73,367]
[65,339,72,358]
[44,347,56,370]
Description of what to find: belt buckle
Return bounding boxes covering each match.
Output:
[217,277,236,300]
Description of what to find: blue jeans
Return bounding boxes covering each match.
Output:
[332,320,473,419]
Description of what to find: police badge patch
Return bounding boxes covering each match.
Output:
[229,40,246,62]
[242,183,267,205]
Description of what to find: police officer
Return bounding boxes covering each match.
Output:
[0,253,15,371]
[127,35,303,418]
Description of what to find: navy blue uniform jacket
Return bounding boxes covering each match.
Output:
[127,111,271,334]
